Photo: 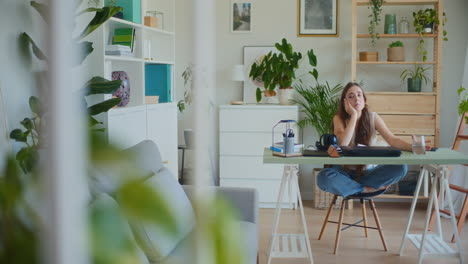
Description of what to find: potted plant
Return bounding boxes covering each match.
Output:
[387,40,404,61]
[400,65,431,92]
[249,38,318,105]
[292,80,343,136]
[360,0,385,62]
[413,8,448,61]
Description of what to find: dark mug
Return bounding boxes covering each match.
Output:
[315,134,338,151]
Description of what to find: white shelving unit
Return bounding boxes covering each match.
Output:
[89,0,178,177]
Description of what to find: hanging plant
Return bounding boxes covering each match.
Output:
[413,8,448,62]
[368,0,385,47]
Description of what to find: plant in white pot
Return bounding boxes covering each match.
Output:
[249,38,318,105]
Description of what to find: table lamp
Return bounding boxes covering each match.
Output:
[230,64,245,105]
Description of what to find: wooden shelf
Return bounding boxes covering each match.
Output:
[357,61,435,65]
[143,25,175,35]
[366,92,436,96]
[104,55,142,62]
[357,34,437,38]
[356,0,438,6]
[377,112,435,116]
[375,194,430,199]
[108,17,142,29]
[144,59,175,65]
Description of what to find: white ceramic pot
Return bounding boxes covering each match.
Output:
[278,88,294,105]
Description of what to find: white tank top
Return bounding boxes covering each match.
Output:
[349,111,377,146]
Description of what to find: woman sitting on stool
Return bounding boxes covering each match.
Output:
[317,82,427,197]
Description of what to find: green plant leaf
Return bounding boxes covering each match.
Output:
[84,76,122,95]
[116,180,177,235]
[256,88,262,103]
[78,6,123,40]
[29,96,42,116]
[22,33,47,61]
[20,118,34,131]
[9,129,27,143]
[457,86,465,96]
[30,1,49,24]
[311,69,319,81]
[88,98,121,116]
[89,116,101,127]
[307,50,317,67]
[77,41,94,65]
[90,195,140,264]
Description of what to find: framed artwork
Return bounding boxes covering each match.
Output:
[243,46,277,103]
[298,0,339,37]
[231,0,252,33]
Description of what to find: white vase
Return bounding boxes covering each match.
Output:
[278,88,294,105]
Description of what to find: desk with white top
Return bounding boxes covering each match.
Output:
[263,148,468,264]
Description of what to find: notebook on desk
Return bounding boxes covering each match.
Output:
[340,146,402,157]
[303,149,329,157]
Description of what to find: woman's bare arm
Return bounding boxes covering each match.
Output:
[374,113,412,151]
[333,115,357,146]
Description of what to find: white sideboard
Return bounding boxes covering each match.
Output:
[106,103,178,177]
[219,104,299,208]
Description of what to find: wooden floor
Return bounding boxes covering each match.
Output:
[259,201,468,264]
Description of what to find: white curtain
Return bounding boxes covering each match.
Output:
[445,43,468,213]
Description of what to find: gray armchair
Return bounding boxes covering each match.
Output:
[124,140,259,264]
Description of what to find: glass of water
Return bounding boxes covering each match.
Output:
[412,135,426,155]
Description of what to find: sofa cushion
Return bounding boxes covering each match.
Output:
[156,221,258,264]
[129,167,196,263]
[125,140,165,175]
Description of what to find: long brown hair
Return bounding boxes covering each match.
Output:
[336,82,372,146]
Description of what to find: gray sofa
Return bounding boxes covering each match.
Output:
[124,140,259,264]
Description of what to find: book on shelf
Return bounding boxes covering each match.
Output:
[270,142,303,153]
[106,44,131,52]
[112,28,136,52]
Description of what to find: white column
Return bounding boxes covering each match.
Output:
[192,0,216,263]
[45,0,88,263]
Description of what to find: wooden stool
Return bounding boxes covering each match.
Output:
[318,192,388,254]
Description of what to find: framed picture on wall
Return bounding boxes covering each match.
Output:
[298,0,339,37]
[243,46,277,103]
[231,0,252,33]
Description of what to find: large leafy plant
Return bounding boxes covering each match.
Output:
[249,38,317,102]
[292,80,343,135]
[177,64,193,113]
[11,1,124,174]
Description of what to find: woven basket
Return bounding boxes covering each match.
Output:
[313,169,342,209]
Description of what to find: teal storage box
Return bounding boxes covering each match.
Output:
[106,0,141,24]
[145,64,172,103]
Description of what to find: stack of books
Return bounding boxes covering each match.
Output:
[107,27,136,56]
[105,44,133,56]
[270,142,303,153]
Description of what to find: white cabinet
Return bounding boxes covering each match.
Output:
[219,105,299,208]
[146,103,178,176]
[106,103,178,178]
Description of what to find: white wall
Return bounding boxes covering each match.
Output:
[174,0,468,194]
[0,0,46,155]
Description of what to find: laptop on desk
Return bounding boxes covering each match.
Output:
[340,146,402,157]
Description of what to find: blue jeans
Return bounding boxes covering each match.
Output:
[317,165,408,197]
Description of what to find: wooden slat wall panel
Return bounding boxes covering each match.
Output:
[380,115,436,135]
[367,94,436,114]
[377,135,435,145]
